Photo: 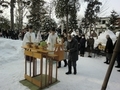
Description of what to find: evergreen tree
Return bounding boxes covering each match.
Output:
[80,18,89,33]
[55,0,80,33]
[41,16,57,32]
[0,16,10,29]
[84,0,102,32]
[27,0,46,30]
[68,0,80,30]
[108,10,119,31]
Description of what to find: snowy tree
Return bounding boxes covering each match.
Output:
[107,10,119,31]
[84,0,102,33]
[27,0,46,30]
[0,16,10,30]
[0,0,9,13]
[41,16,57,32]
[15,0,31,30]
[55,0,80,33]
[68,0,80,30]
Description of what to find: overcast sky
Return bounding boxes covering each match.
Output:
[1,0,120,24]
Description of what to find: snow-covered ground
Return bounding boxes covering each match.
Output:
[0,37,120,90]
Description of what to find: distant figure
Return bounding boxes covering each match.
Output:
[87,36,94,57]
[36,30,42,43]
[79,34,86,57]
[90,30,97,38]
[75,31,81,55]
[104,35,114,64]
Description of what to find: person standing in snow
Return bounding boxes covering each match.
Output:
[114,32,120,69]
[66,35,78,75]
[79,34,86,57]
[36,30,42,43]
[75,31,81,55]
[57,35,68,68]
[22,25,36,46]
[47,27,58,51]
[104,35,114,64]
[87,36,94,57]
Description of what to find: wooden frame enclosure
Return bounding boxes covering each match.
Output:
[22,45,59,89]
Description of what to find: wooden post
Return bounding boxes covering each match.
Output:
[40,57,43,88]
[56,61,58,81]
[101,34,120,90]
[29,57,32,77]
[45,56,48,87]
[33,59,37,76]
[25,56,27,74]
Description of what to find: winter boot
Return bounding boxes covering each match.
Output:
[66,66,72,75]
[64,59,67,67]
[104,58,109,64]
[57,61,61,68]
[73,66,77,75]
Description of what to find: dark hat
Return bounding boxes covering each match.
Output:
[82,34,85,37]
[28,25,33,29]
[51,27,56,31]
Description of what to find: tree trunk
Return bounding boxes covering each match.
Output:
[90,24,92,35]
[17,0,23,30]
[10,0,14,30]
[66,14,69,34]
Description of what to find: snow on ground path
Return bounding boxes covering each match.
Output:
[0,56,120,90]
[44,56,120,90]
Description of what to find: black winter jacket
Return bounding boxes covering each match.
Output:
[105,37,114,53]
[67,38,78,61]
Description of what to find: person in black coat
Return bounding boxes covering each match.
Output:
[114,33,120,68]
[66,35,78,75]
[79,35,86,57]
[75,33,81,55]
[87,36,94,57]
[104,35,114,64]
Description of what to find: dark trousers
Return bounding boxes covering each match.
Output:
[116,53,120,66]
[58,59,67,67]
[68,60,77,73]
[106,53,112,63]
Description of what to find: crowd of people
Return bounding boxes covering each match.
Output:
[21,26,93,75]
[0,29,19,39]
[1,25,120,73]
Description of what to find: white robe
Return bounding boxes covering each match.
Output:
[47,33,58,51]
[22,32,36,46]
[36,30,42,43]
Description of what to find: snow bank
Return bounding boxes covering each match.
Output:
[0,38,24,65]
[94,30,116,47]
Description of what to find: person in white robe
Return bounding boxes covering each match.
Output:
[22,25,37,75]
[22,26,36,46]
[47,28,58,51]
[36,30,42,43]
